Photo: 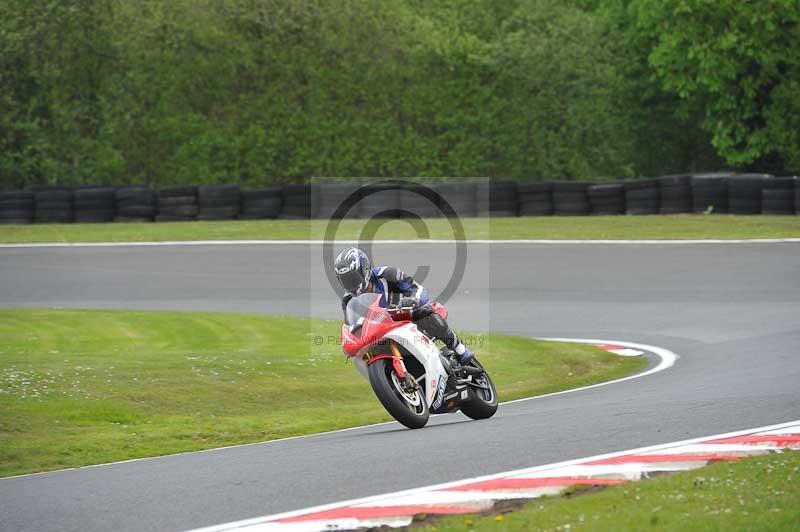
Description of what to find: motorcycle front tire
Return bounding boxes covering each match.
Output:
[368,358,429,429]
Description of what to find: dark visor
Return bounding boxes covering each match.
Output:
[337,269,364,293]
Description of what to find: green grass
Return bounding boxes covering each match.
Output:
[0,308,646,478]
[0,215,798,243]
[418,451,800,532]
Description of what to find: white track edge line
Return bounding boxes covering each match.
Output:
[499,338,677,406]
[2,238,800,248]
[186,418,800,531]
[0,338,672,482]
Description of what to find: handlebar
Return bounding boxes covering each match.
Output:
[387,306,416,313]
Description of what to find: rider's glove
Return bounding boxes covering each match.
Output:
[398,296,419,309]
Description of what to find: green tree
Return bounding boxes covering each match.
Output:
[629,0,800,171]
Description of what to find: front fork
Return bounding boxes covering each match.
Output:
[366,343,416,390]
[389,343,421,393]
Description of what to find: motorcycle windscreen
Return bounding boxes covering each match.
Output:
[344,293,382,327]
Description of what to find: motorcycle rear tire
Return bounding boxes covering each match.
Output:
[460,359,499,420]
[368,358,429,429]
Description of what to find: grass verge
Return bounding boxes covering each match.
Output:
[0,215,799,243]
[0,308,646,478]
[417,451,800,531]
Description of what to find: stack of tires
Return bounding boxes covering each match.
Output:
[762,177,797,215]
[157,186,198,222]
[625,179,659,215]
[796,181,800,215]
[115,187,157,222]
[658,175,692,214]
[518,182,553,216]
[316,183,361,219]
[73,187,116,223]
[435,181,476,218]
[692,173,731,213]
[239,187,283,219]
[198,185,240,221]
[399,183,440,219]
[476,180,517,217]
[280,184,319,219]
[552,182,591,215]
[34,187,72,223]
[0,190,35,224]
[358,183,402,219]
[588,183,625,215]
[728,174,767,214]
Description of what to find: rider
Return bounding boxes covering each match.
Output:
[334,247,474,364]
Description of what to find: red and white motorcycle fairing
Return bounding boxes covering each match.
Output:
[341,293,497,429]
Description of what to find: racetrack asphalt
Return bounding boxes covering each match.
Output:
[1,241,798,532]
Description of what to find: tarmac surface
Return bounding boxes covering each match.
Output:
[1,241,798,532]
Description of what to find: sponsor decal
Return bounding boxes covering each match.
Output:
[432,376,448,409]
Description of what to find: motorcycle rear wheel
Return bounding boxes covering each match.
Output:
[368,358,429,429]
[460,359,498,420]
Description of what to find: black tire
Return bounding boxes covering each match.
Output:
[74,187,115,202]
[242,197,282,210]
[0,209,34,219]
[118,205,156,217]
[159,205,199,217]
[399,183,440,218]
[436,182,477,218]
[197,206,239,219]
[625,180,659,215]
[0,218,33,225]
[74,211,115,223]
[0,199,35,209]
[0,190,34,201]
[553,182,591,216]
[589,184,624,214]
[198,185,240,199]
[155,214,195,222]
[35,201,71,211]
[553,201,590,215]
[114,216,154,223]
[241,186,283,202]
[116,187,154,201]
[158,196,197,207]
[519,201,553,216]
[281,185,320,218]
[159,185,198,198]
[35,190,72,202]
[762,177,796,215]
[660,200,691,214]
[359,184,402,219]
[35,209,72,223]
[74,199,115,211]
[657,174,691,188]
[315,183,360,219]
[729,199,761,215]
[692,175,730,213]
[459,358,498,420]
[588,183,624,198]
[367,357,429,429]
[590,202,625,215]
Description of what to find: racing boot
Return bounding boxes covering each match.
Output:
[454,342,474,365]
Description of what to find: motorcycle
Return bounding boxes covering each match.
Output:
[341,293,498,429]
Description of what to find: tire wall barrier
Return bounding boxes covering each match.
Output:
[0,174,797,224]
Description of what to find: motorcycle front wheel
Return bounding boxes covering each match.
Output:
[368,358,429,429]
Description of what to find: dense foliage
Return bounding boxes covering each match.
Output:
[0,0,796,187]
